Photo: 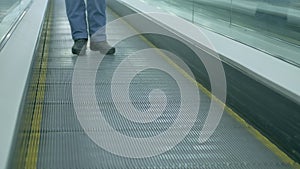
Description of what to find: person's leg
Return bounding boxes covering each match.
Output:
[87,0,115,55]
[65,0,88,55]
[65,0,88,40]
[87,0,107,42]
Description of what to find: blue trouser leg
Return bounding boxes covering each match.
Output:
[65,0,88,40]
[88,0,107,42]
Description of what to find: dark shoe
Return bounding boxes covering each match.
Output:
[90,41,115,55]
[72,39,87,55]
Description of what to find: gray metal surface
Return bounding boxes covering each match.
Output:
[35,0,293,168]
[0,0,48,168]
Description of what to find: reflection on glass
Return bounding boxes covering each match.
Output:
[140,0,195,23]
[138,0,300,67]
[0,0,32,48]
[192,0,231,32]
[0,0,19,21]
[230,0,300,47]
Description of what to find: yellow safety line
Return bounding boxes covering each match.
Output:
[16,105,33,168]
[24,3,52,169]
[15,80,36,168]
[108,8,300,168]
[24,42,49,169]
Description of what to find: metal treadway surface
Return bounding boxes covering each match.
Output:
[17,0,295,168]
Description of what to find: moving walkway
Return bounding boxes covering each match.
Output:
[0,0,300,168]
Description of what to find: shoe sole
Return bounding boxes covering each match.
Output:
[90,47,116,55]
[106,47,116,55]
[72,45,87,56]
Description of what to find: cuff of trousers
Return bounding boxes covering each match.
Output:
[90,27,107,42]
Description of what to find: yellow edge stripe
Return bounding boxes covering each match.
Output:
[16,79,38,168]
[24,3,52,169]
[108,8,300,169]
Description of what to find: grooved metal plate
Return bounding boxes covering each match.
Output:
[32,0,295,168]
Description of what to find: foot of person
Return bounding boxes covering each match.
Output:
[90,41,116,55]
[72,39,88,55]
